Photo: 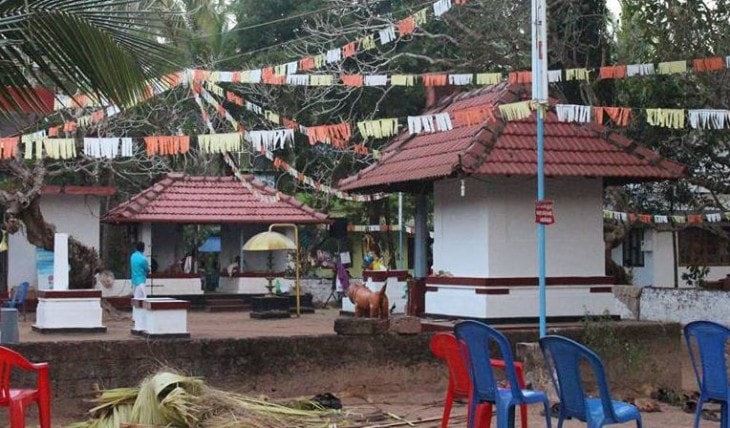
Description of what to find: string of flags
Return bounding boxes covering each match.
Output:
[604,210,730,225]
[260,149,390,202]
[182,54,730,89]
[193,81,389,203]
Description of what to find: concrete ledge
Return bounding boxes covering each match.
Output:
[31,326,107,334]
[139,332,191,340]
[334,317,389,335]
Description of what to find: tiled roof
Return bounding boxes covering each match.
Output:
[339,83,686,192]
[102,174,329,224]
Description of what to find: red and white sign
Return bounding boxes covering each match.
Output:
[535,200,555,225]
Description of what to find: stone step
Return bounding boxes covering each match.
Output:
[205,299,249,312]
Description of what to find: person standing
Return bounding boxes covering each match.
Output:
[130,241,149,299]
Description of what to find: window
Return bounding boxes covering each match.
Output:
[678,227,730,266]
[622,229,645,267]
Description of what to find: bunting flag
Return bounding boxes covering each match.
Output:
[83,138,123,159]
[555,104,592,123]
[397,16,416,36]
[22,131,46,160]
[305,123,352,147]
[144,136,190,156]
[476,73,504,85]
[341,74,364,87]
[548,70,563,83]
[378,26,397,44]
[658,61,687,75]
[391,74,417,86]
[604,210,730,225]
[646,108,685,129]
[121,138,134,157]
[498,101,533,121]
[433,0,452,17]
[357,119,399,138]
[566,68,590,81]
[449,74,473,85]
[688,110,730,130]
[407,113,452,134]
[626,63,655,77]
[198,133,243,153]
[221,151,280,203]
[423,73,448,86]
[0,137,18,159]
[364,75,388,86]
[42,138,77,159]
[452,107,496,127]
[260,149,389,201]
[247,129,294,152]
[599,65,627,79]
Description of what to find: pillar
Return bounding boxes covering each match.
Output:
[414,193,428,279]
[52,233,69,290]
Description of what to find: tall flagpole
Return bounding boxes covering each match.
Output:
[532,0,548,337]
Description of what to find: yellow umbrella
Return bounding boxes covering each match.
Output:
[242,231,296,251]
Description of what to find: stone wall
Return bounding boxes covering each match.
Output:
[7,321,681,419]
[635,287,730,325]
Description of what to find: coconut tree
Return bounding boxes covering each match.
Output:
[0,0,179,288]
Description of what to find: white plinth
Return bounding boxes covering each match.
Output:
[424,277,617,319]
[218,276,293,294]
[32,290,106,333]
[140,299,190,338]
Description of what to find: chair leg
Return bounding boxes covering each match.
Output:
[557,415,565,428]
[519,403,527,428]
[693,399,704,428]
[440,390,454,428]
[495,402,514,428]
[475,403,492,428]
[721,402,728,428]
[38,398,51,428]
[467,397,478,428]
[636,414,643,428]
[542,400,552,428]
[9,401,26,428]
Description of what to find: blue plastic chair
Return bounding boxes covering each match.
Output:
[2,282,29,320]
[684,321,730,428]
[539,335,642,428]
[454,320,552,428]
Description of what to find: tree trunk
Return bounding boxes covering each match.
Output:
[9,196,99,289]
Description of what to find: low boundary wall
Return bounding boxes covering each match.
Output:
[615,286,730,325]
[8,321,681,418]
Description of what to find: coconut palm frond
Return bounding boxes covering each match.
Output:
[0,0,179,113]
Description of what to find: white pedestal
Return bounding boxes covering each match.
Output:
[218,276,293,294]
[140,299,190,338]
[32,290,106,333]
[424,277,617,320]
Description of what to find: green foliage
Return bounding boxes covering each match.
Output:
[681,264,710,287]
[580,311,647,379]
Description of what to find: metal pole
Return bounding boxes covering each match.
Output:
[532,0,548,337]
[398,193,404,269]
[414,193,428,279]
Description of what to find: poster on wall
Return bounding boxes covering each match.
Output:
[36,248,54,290]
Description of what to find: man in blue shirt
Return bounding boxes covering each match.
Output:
[130,242,149,299]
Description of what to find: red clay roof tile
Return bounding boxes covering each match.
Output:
[339,83,685,191]
[102,174,329,224]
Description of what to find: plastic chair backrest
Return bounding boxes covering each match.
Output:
[684,321,730,401]
[454,320,524,403]
[14,282,29,306]
[430,332,471,397]
[539,335,617,422]
[0,346,37,405]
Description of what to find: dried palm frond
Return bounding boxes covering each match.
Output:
[72,370,398,428]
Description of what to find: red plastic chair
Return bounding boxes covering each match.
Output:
[430,332,528,428]
[0,346,51,428]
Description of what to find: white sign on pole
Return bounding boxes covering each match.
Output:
[531,0,548,103]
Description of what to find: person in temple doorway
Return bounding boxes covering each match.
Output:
[130,242,149,299]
